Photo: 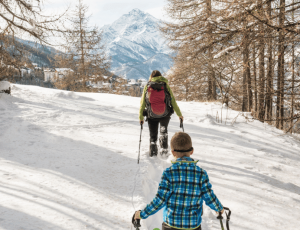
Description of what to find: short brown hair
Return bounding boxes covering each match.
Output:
[149,70,162,80]
[171,132,192,156]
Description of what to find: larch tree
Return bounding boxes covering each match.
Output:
[162,0,300,132]
[0,0,66,81]
[54,0,110,92]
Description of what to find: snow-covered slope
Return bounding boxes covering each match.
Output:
[13,37,62,67]
[1,85,300,230]
[101,9,173,80]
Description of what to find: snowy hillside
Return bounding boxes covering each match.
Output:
[1,85,300,230]
[101,9,173,80]
[14,37,62,67]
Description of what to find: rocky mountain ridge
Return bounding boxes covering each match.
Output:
[101,8,173,80]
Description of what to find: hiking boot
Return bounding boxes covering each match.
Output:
[149,142,158,157]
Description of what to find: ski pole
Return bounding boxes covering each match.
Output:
[137,123,143,164]
[180,118,184,132]
[224,207,231,230]
[133,219,141,230]
[217,207,231,230]
[217,212,224,230]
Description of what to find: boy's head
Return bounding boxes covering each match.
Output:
[171,132,193,158]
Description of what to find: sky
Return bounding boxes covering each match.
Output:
[43,0,170,28]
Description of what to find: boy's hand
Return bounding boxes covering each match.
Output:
[179,116,183,121]
[135,210,141,219]
[140,120,144,125]
[217,208,224,215]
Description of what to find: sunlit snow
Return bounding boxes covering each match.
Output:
[0,85,300,230]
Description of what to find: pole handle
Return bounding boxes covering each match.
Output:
[217,207,231,230]
[132,212,141,229]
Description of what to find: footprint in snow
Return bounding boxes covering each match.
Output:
[244,166,254,170]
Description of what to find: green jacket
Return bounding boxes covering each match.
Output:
[139,76,182,120]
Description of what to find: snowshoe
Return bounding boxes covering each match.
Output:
[149,142,158,157]
[160,148,169,156]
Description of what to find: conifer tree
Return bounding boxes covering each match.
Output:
[0,0,65,81]
[162,0,300,132]
[54,0,110,92]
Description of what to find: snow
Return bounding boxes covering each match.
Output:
[1,84,300,230]
[101,9,173,80]
[55,68,74,73]
[214,46,238,59]
[0,81,11,91]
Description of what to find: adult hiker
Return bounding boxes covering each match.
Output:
[139,70,183,156]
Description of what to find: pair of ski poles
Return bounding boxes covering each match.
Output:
[133,208,231,230]
[137,119,184,164]
[217,207,231,230]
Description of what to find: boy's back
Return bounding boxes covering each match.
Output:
[135,132,224,230]
[140,156,223,229]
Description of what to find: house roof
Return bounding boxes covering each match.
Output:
[55,68,74,72]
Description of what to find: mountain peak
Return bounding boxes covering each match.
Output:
[128,8,145,16]
[100,8,172,80]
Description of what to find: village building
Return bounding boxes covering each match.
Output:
[44,68,73,82]
[44,68,56,82]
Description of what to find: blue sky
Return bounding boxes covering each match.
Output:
[43,0,169,27]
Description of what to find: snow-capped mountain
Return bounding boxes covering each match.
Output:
[101,9,173,80]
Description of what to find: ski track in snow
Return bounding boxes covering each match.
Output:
[0,85,300,230]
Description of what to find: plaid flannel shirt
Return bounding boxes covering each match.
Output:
[140,156,223,229]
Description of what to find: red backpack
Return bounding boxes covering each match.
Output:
[144,81,173,119]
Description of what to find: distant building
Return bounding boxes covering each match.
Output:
[137,79,147,87]
[55,68,73,79]
[86,75,112,89]
[128,79,136,84]
[34,67,44,81]
[20,67,32,77]
[34,67,42,71]
[44,68,74,82]
[102,83,111,89]
[44,68,56,82]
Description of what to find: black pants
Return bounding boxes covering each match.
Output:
[148,115,171,149]
[162,222,202,230]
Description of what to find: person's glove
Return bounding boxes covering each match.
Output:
[132,211,141,228]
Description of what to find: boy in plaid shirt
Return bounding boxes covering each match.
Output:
[134,132,224,230]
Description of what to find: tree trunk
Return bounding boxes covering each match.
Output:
[258,20,265,122]
[247,49,252,112]
[242,30,251,112]
[276,0,285,130]
[253,43,258,114]
[79,0,85,76]
[290,0,295,133]
[290,40,295,133]
[207,0,216,100]
[265,1,273,124]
